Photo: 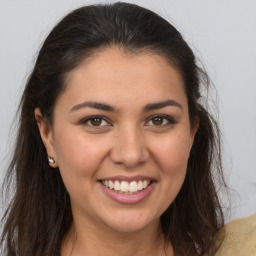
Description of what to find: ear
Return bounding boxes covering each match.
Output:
[34,108,58,168]
[190,116,199,149]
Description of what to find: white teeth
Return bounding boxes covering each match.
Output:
[120,181,129,192]
[138,180,143,190]
[109,180,114,189]
[143,180,150,189]
[102,180,152,194]
[114,180,120,190]
[129,181,138,192]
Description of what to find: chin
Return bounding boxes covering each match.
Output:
[100,210,159,233]
[105,221,151,233]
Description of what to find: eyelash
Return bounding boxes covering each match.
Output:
[80,115,111,128]
[146,114,177,127]
[80,114,177,128]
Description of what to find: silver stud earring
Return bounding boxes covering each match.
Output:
[48,156,55,164]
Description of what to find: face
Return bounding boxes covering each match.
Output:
[36,48,198,233]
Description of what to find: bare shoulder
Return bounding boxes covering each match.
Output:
[215,213,256,256]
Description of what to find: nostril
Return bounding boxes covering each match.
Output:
[111,154,143,168]
[109,143,149,168]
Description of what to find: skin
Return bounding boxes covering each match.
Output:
[35,48,198,256]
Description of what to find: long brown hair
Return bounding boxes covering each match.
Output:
[1,2,227,255]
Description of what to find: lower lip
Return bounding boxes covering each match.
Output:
[99,181,156,204]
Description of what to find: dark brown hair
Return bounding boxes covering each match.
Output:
[1,2,226,255]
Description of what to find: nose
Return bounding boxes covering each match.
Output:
[109,126,149,168]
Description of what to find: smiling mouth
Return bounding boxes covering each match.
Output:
[100,180,153,194]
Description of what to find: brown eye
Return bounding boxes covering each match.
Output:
[146,114,176,127]
[90,117,102,126]
[81,116,110,128]
[152,116,164,125]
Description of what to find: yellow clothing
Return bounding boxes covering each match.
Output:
[215,213,256,256]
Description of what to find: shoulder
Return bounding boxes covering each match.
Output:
[215,213,256,256]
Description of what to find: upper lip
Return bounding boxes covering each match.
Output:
[99,175,156,182]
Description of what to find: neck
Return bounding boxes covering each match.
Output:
[61,217,173,256]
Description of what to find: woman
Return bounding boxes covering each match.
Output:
[1,2,255,256]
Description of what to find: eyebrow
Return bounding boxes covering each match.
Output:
[70,101,117,112]
[70,99,183,113]
[143,99,183,112]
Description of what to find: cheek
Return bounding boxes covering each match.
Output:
[53,130,111,208]
[151,129,191,190]
[150,130,192,173]
[53,128,110,180]
[152,131,191,210]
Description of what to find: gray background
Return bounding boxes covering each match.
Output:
[0,0,256,222]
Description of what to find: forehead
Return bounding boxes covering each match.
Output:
[58,48,187,112]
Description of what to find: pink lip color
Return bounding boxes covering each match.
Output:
[99,181,155,204]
